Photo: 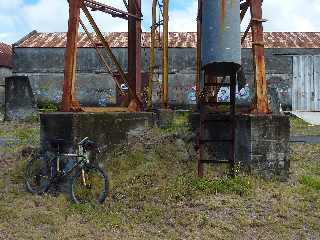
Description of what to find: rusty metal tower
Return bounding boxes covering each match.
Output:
[196,0,269,177]
[62,0,143,112]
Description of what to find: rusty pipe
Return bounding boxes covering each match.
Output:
[147,0,157,110]
[162,0,169,109]
[196,0,202,103]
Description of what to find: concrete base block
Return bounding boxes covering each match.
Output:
[190,113,290,180]
[5,76,37,121]
[155,109,175,128]
[40,112,155,153]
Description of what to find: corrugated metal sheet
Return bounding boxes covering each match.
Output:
[15,31,320,49]
[0,42,12,68]
[293,55,320,111]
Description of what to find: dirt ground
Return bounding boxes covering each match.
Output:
[0,116,319,239]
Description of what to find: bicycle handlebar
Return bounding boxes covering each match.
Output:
[78,137,89,145]
[78,137,102,153]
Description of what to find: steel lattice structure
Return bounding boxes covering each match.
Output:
[61,0,268,113]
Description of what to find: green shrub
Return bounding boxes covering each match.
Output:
[38,102,59,112]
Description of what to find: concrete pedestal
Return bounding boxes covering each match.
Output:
[5,76,37,121]
[40,112,155,153]
[190,113,290,180]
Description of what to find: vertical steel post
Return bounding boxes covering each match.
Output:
[197,0,203,177]
[128,0,142,103]
[148,0,157,110]
[250,0,269,113]
[196,0,202,102]
[62,0,81,112]
[162,0,169,109]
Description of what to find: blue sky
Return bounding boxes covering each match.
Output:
[25,0,38,4]
[0,0,320,44]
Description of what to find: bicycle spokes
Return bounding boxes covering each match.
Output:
[72,166,107,204]
[26,157,50,194]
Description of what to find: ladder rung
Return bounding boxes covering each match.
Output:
[199,139,233,143]
[205,83,231,87]
[200,160,231,164]
[201,118,233,123]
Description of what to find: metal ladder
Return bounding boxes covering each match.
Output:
[197,74,237,177]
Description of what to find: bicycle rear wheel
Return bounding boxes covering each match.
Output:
[25,155,51,194]
[70,164,109,204]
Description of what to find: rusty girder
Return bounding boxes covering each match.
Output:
[240,0,269,113]
[62,0,143,112]
[83,0,141,20]
[162,0,169,109]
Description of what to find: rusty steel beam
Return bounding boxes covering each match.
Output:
[79,19,124,94]
[147,0,157,110]
[62,0,81,112]
[241,20,251,44]
[83,0,140,20]
[197,0,202,177]
[128,0,142,104]
[196,0,202,104]
[250,0,269,113]
[240,2,249,22]
[80,1,142,108]
[162,0,169,109]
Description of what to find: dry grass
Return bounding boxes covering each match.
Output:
[290,116,320,136]
[0,118,319,239]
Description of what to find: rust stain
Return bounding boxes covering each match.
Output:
[221,0,226,31]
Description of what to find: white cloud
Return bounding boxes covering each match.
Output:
[22,0,68,32]
[262,0,320,32]
[169,1,197,32]
[0,0,319,43]
[0,0,23,12]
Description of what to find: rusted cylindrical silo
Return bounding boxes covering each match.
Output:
[201,0,241,75]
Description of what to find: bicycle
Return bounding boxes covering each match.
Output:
[25,137,109,204]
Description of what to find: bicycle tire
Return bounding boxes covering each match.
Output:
[70,164,109,204]
[25,155,51,194]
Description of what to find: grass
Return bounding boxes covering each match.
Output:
[38,102,59,112]
[161,111,191,134]
[300,175,320,190]
[192,176,253,195]
[290,116,320,136]
[0,117,319,239]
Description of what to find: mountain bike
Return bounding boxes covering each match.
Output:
[25,137,109,204]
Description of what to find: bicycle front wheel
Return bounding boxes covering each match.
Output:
[25,155,51,194]
[70,164,109,204]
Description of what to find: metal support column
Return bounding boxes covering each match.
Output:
[62,0,81,112]
[128,0,142,103]
[250,0,269,113]
[196,0,202,102]
[162,0,169,109]
[148,0,157,110]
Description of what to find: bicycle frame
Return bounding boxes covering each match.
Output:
[51,142,91,180]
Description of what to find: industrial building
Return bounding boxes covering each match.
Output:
[12,31,320,111]
[0,42,12,106]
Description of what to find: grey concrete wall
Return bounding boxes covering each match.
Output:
[0,67,12,105]
[189,113,290,180]
[40,112,155,154]
[13,47,320,109]
[242,48,320,110]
